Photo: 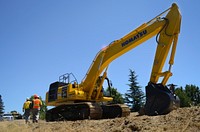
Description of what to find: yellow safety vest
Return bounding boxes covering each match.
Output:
[23,101,31,109]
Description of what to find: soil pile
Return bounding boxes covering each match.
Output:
[0,107,199,132]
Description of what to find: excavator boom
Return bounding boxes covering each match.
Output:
[81,3,181,103]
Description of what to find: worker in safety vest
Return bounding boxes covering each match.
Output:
[23,97,31,124]
[32,94,42,123]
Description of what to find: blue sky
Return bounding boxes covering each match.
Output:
[0,1,199,113]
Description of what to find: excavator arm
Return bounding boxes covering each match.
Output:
[81,3,181,109]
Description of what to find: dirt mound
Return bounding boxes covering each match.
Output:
[0,107,200,132]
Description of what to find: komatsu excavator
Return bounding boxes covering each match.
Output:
[45,3,181,121]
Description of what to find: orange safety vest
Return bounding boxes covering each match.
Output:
[33,99,42,109]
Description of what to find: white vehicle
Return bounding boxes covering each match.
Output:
[3,113,14,121]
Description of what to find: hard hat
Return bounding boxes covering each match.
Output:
[34,94,38,98]
[26,97,29,101]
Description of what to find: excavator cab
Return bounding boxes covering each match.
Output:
[144,82,180,115]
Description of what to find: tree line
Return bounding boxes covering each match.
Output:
[175,84,200,107]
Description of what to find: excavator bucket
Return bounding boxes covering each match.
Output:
[144,82,180,116]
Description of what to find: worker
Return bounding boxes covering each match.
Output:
[22,97,31,124]
[32,95,42,123]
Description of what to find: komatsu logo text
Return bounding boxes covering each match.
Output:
[121,30,147,47]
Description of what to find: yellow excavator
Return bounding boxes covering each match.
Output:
[45,3,181,121]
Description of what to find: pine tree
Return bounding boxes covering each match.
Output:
[0,95,4,115]
[124,69,144,112]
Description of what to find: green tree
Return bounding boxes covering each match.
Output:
[0,95,4,115]
[39,99,47,120]
[124,69,144,112]
[185,84,200,105]
[175,87,191,107]
[105,87,124,104]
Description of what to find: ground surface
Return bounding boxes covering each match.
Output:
[0,107,200,132]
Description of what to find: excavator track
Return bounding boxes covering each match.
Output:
[46,102,130,121]
[101,104,130,119]
[46,102,102,121]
